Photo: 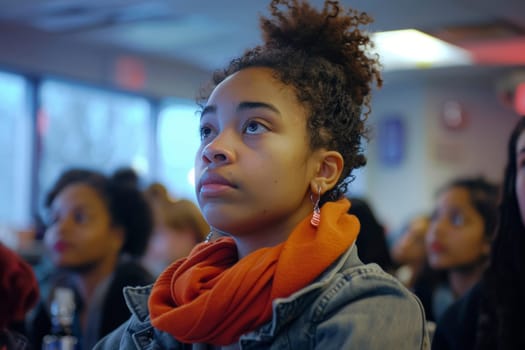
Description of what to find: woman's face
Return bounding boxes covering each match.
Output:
[145,225,199,266]
[44,183,123,270]
[516,130,525,225]
[195,67,323,242]
[426,186,490,270]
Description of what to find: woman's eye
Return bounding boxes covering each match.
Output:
[73,210,89,224]
[244,120,268,135]
[450,213,465,226]
[199,126,212,140]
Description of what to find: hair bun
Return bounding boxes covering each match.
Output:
[261,0,374,65]
[111,167,140,189]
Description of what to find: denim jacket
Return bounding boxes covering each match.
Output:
[94,246,430,349]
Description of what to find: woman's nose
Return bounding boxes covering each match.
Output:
[55,216,74,236]
[201,134,235,164]
[428,218,446,239]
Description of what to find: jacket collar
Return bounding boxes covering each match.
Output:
[123,284,154,322]
[240,244,357,343]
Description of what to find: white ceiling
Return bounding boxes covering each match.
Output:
[0,0,524,71]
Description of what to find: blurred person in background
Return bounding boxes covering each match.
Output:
[0,243,39,350]
[433,117,525,350]
[391,213,446,326]
[391,214,431,289]
[142,197,209,276]
[425,176,499,322]
[347,197,394,273]
[27,168,155,350]
[144,182,172,203]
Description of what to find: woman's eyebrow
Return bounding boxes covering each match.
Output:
[200,105,216,118]
[200,101,281,118]
[237,101,281,115]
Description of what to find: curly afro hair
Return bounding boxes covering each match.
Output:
[198,0,382,204]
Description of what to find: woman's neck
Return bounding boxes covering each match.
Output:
[74,254,119,302]
[72,253,119,331]
[228,203,313,258]
[448,263,485,298]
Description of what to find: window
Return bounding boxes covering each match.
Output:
[0,71,31,232]
[38,80,152,207]
[157,102,201,202]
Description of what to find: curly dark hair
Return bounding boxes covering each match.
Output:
[476,117,525,349]
[197,0,382,205]
[44,168,153,257]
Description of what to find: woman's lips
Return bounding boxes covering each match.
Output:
[200,183,233,193]
[53,241,69,253]
[429,241,445,253]
[198,172,235,195]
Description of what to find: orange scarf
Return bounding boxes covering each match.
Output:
[149,198,359,345]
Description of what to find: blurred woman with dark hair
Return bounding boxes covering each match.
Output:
[27,168,155,350]
[425,176,499,322]
[433,117,525,350]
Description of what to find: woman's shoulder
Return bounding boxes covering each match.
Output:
[298,258,430,349]
[337,260,426,309]
[338,246,419,298]
[319,248,427,326]
[0,329,33,350]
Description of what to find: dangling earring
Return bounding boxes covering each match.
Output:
[205,227,227,242]
[205,227,218,243]
[310,185,321,227]
[205,231,214,243]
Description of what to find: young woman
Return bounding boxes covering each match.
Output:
[432,117,525,350]
[425,177,499,321]
[27,168,155,350]
[95,0,429,348]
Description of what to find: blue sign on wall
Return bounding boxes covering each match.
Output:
[378,116,405,167]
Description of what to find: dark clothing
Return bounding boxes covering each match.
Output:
[410,267,450,322]
[412,273,436,322]
[432,282,482,350]
[0,329,33,350]
[28,259,154,350]
[348,198,394,272]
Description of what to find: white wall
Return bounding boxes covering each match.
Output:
[364,67,521,235]
[364,78,431,234]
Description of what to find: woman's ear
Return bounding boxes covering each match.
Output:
[310,150,344,194]
[109,226,125,253]
[482,238,492,257]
